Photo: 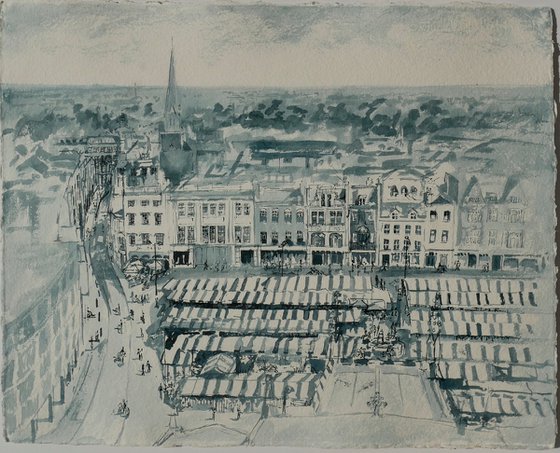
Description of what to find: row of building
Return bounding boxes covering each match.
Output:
[106,157,543,273]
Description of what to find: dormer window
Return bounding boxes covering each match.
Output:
[401,186,408,196]
[410,186,418,195]
[391,211,399,220]
[410,211,417,220]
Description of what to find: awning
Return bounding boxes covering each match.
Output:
[180,372,321,401]
[163,334,331,359]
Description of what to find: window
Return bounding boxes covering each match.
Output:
[356,195,366,206]
[405,225,411,235]
[243,226,251,243]
[128,234,136,245]
[235,226,242,243]
[178,202,186,217]
[209,226,217,243]
[141,212,149,225]
[430,210,437,221]
[271,231,279,245]
[153,200,161,207]
[187,226,195,243]
[443,210,451,222]
[311,232,325,247]
[296,210,304,223]
[284,209,292,223]
[260,209,268,223]
[202,226,209,243]
[330,210,343,225]
[261,232,267,244]
[467,208,482,222]
[401,186,408,196]
[141,233,150,245]
[202,203,209,216]
[488,229,497,246]
[393,225,400,234]
[510,196,520,203]
[414,241,421,251]
[187,203,195,217]
[127,213,135,226]
[128,200,135,208]
[410,211,417,220]
[244,203,250,216]
[285,231,292,241]
[507,232,523,249]
[209,204,216,216]
[415,225,422,235]
[217,226,225,244]
[391,211,399,220]
[393,240,400,250]
[329,233,343,248]
[272,209,279,223]
[297,230,304,244]
[487,208,498,222]
[218,203,225,216]
[429,229,436,243]
[466,230,481,245]
[383,239,390,250]
[390,185,398,196]
[141,199,149,207]
[155,233,164,245]
[177,226,186,244]
[155,213,162,225]
[410,186,418,195]
[441,230,449,243]
[392,252,400,262]
[235,202,242,216]
[509,209,523,223]
[311,211,325,225]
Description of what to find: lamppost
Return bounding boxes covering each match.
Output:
[279,239,289,277]
[403,236,411,279]
[153,241,158,299]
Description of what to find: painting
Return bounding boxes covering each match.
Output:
[1,0,557,449]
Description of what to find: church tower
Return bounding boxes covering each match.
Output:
[160,42,197,184]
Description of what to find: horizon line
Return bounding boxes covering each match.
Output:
[2,82,551,90]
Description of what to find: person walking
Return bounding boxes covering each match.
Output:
[141,363,145,376]
[140,328,145,339]
[146,360,152,373]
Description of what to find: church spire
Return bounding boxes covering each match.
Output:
[164,39,178,115]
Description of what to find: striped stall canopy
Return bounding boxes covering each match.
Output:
[162,317,331,335]
[404,277,539,296]
[409,318,528,338]
[180,372,322,401]
[407,290,538,308]
[164,276,391,308]
[163,334,330,359]
[450,390,553,417]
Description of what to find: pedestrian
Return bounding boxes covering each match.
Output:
[375,275,379,288]
[236,405,241,420]
[146,360,151,373]
[140,312,145,324]
[140,348,144,361]
[141,364,145,375]
[211,406,216,421]
[158,383,163,399]
[140,328,144,340]
[129,309,134,320]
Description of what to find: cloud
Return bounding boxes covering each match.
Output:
[1,2,552,87]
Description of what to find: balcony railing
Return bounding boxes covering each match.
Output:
[349,242,376,251]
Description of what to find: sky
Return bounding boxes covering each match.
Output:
[1,0,554,87]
